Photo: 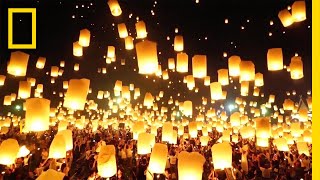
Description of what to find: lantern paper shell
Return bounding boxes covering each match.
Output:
[240,61,255,82]
[240,126,255,139]
[278,9,294,27]
[292,1,306,22]
[125,36,134,50]
[25,98,50,132]
[168,58,175,70]
[7,51,29,76]
[228,55,241,77]
[49,134,66,159]
[200,136,210,146]
[79,29,90,47]
[178,151,205,180]
[0,75,6,86]
[73,41,83,57]
[256,137,269,147]
[176,53,188,73]
[255,117,271,138]
[36,169,65,180]
[210,82,222,100]
[36,57,46,69]
[162,122,173,142]
[273,138,289,151]
[211,142,232,170]
[0,138,19,165]
[230,112,241,127]
[107,0,122,16]
[149,143,168,174]
[267,48,283,71]
[57,130,73,151]
[117,23,128,38]
[135,40,158,74]
[63,79,90,110]
[192,55,207,78]
[97,145,117,178]
[218,69,229,86]
[137,133,153,155]
[297,142,310,156]
[290,56,304,79]
[174,35,184,52]
[189,121,198,138]
[18,81,31,99]
[183,101,193,117]
[135,21,147,39]
[254,73,264,87]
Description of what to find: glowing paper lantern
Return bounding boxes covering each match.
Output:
[7,51,29,76]
[168,58,175,70]
[17,145,30,158]
[192,55,207,78]
[218,69,229,85]
[297,142,310,156]
[240,81,249,96]
[174,35,184,52]
[36,169,65,180]
[189,121,198,138]
[176,53,188,73]
[0,138,19,165]
[57,130,73,151]
[162,122,173,142]
[73,41,83,57]
[0,75,6,86]
[267,48,283,71]
[36,57,46,69]
[183,100,193,116]
[63,79,90,110]
[255,117,271,138]
[204,76,210,86]
[240,61,255,82]
[230,112,241,127]
[117,23,128,38]
[200,136,210,146]
[25,98,50,132]
[135,40,158,74]
[97,145,117,178]
[228,55,241,77]
[149,143,168,174]
[49,134,66,159]
[133,121,145,140]
[256,137,269,147]
[211,142,232,170]
[3,96,11,106]
[107,0,122,16]
[292,1,306,22]
[210,82,222,100]
[178,151,205,180]
[51,66,59,77]
[291,122,302,137]
[283,99,294,111]
[137,133,153,155]
[240,126,255,139]
[107,46,116,59]
[79,29,90,47]
[135,21,147,39]
[186,75,195,90]
[278,9,294,27]
[273,138,289,151]
[298,109,308,122]
[125,36,134,50]
[290,56,304,79]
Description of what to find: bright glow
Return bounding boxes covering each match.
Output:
[15,105,21,110]
[228,104,234,111]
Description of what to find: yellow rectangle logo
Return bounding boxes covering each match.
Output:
[8,8,36,49]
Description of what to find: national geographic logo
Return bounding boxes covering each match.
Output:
[8,8,36,49]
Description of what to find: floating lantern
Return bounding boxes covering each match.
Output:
[240,126,255,139]
[297,142,310,156]
[18,81,31,99]
[290,56,304,79]
[149,143,168,174]
[255,117,271,138]
[0,138,19,165]
[210,82,222,100]
[267,48,283,71]
[278,9,294,27]
[63,79,90,110]
[204,76,210,86]
[168,58,175,70]
[273,138,289,151]
[240,81,249,96]
[230,112,241,127]
[183,101,193,117]
[7,51,29,76]
[73,41,83,57]
[49,134,66,159]
[36,57,46,69]
[135,40,158,74]
[218,69,229,85]
[192,55,207,78]
[17,145,30,158]
[57,130,73,151]
[125,36,134,50]
[228,55,241,77]
[240,61,255,82]
[200,136,210,146]
[189,121,198,138]
[36,169,65,180]
[79,29,90,47]
[117,23,128,38]
[0,75,6,86]
[162,122,173,142]
[25,98,50,132]
[292,1,306,22]
[178,151,205,180]
[298,109,308,122]
[97,145,117,178]
[174,35,184,52]
[283,99,294,111]
[211,142,232,170]
[51,66,59,77]
[137,133,153,154]
[135,21,147,39]
[107,0,122,16]
[256,137,269,147]
[3,96,11,106]
[176,53,188,73]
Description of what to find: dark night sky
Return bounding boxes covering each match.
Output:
[0,0,312,117]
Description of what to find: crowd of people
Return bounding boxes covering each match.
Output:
[0,125,312,180]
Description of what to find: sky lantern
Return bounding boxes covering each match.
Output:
[192,55,207,78]
[36,169,65,180]
[0,138,19,165]
[107,0,122,16]
[25,98,50,132]
[283,99,294,111]
[7,51,29,76]
[292,1,306,22]
[204,76,210,86]
[107,46,116,60]
[278,9,294,27]
[267,48,283,71]
[218,69,229,86]
[298,108,308,122]
[240,81,249,96]
[73,41,83,57]
[17,145,30,158]
[211,142,232,170]
[133,121,145,140]
[162,70,169,80]
[200,136,210,146]
[49,134,66,159]
[240,61,255,82]
[189,121,198,138]
[291,122,302,137]
[273,138,289,151]
[97,145,117,178]
[228,55,241,77]
[57,130,73,151]
[186,75,195,90]
[210,82,222,100]
[18,81,31,99]
[255,117,271,138]
[36,57,46,69]
[297,142,310,156]
[117,23,128,38]
[269,94,275,103]
[178,151,206,180]
[143,92,154,108]
[183,100,192,117]
[135,40,158,74]
[168,58,175,70]
[290,56,304,79]
[240,126,255,139]
[253,87,260,96]
[79,29,90,47]
[149,143,168,174]
[230,112,241,127]
[256,137,269,147]
[51,66,59,77]
[162,122,173,142]
[63,79,90,110]
[135,21,147,39]
[176,52,188,73]
[137,133,153,154]
[0,75,6,86]
[174,35,184,52]
[3,96,11,106]
[125,36,134,50]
